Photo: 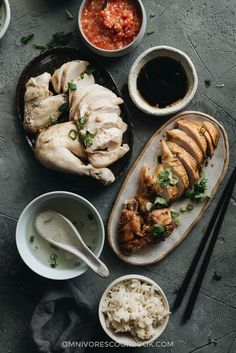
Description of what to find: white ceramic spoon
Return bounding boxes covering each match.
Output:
[34,210,109,278]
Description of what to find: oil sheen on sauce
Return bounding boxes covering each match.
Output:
[137,57,188,109]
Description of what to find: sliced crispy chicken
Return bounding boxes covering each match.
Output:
[204,130,215,157]
[120,207,175,254]
[202,121,220,147]
[51,60,89,93]
[119,199,143,245]
[166,129,204,167]
[155,164,179,203]
[161,140,189,197]
[136,165,157,213]
[177,119,207,157]
[166,141,199,185]
[88,144,130,168]
[24,94,67,134]
[24,73,52,131]
[35,122,115,185]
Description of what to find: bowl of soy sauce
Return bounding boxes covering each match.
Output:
[128,46,198,116]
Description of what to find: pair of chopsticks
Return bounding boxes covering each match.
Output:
[172,166,236,321]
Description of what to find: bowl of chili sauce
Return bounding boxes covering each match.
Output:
[78,0,147,57]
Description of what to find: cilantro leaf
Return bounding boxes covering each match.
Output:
[21,33,34,45]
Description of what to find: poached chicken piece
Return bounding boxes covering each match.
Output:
[23,60,130,184]
[51,60,89,93]
[24,73,52,132]
[35,122,115,185]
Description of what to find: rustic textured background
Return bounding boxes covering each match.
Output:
[0,0,235,352]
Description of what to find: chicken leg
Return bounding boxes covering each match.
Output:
[35,122,115,185]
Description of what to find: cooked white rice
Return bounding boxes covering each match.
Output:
[102,279,169,341]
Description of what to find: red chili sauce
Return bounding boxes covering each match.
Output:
[81,0,142,50]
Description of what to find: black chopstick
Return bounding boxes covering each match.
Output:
[182,166,236,321]
[172,166,236,313]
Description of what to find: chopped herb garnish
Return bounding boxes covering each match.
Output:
[199,126,207,135]
[44,218,52,224]
[171,209,181,226]
[77,116,87,130]
[65,9,74,20]
[21,33,34,45]
[180,205,187,213]
[157,168,178,187]
[185,177,209,203]
[33,31,73,52]
[87,213,94,221]
[68,82,77,91]
[74,261,81,267]
[149,12,156,18]
[30,235,35,243]
[50,244,59,251]
[81,65,96,79]
[79,130,96,148]
[69,129,77,140]
[212,271,222,281]
[49,114,58,125]
[147,28,155,35]
[153,196,168,208]
[152,224,167,241]
[146,202,153,212]
[208,336,218,345]
[50,253,58,268]
[187,204,194,211]
[205,79,211,87]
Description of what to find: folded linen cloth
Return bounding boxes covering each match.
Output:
[31,282,96,353]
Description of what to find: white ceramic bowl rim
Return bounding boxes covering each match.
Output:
[78,0,147,53]
[98,274,169,347]
[16,191,105,280]
[0,0,11,40]
[128,45,198,116]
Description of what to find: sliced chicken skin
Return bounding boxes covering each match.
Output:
[88,144,130,168]
[35,122,115,185]
[166,129,204,167]
[202,121,220,147]
[161,140,189,197]
[177,119,208,157]
[155,164,179,203]
[83,112,127,133]
[51,60,89,93]
[24,73,52,131]
[24,94,67,134]
[204,130,215,157]
[166,141,200,185]
[136,165,157,213]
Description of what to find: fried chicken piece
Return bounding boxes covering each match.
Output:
[136,165,157,213]
[120,207,175,254]
[119,199,143,244]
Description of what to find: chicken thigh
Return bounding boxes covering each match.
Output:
[35,121,115,185]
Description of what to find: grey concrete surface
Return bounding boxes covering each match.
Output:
[0,0,236,352]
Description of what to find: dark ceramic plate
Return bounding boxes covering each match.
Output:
[16,47,133,188]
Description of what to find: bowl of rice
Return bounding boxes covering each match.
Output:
[99,274,170,346]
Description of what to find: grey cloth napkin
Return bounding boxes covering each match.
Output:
[31,283,95,353]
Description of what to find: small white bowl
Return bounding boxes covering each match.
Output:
[16,191,105,280]
[99,274,169,346]
[0,0,11,40]
[128,46,198,116]
[78,0,147,57]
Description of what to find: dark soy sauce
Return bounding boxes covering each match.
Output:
[137,57,188,108]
